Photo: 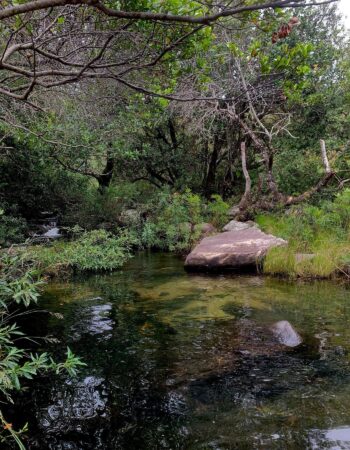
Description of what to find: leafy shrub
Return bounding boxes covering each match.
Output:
[26,229,132,274]
[206,194,230,228]
[69,230,131,271]
[0,255,44,308]
[0,210,27,247]
[140,190,228,252]
[62,182,150,230]
[0,254,85,447]
[141,190,203,252]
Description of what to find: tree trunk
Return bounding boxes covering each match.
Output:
[239,141,252,209]
[236,116,281,199]
[204,134,222,198]
[97,152,114,191]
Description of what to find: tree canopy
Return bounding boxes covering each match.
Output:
[0,0,348,223]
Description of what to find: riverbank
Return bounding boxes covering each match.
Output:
[12,227,350,283]
[256,195,350,280]
[185,190,350,280]
[7,189,350,282]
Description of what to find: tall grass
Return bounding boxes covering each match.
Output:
[257,190,350,279]
[264,242,350,279]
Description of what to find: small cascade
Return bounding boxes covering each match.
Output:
[32,212,62,241]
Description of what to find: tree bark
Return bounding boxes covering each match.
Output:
[236,116,281,199]
[234,139,335,216]
[239,141,252,209]
[204,134,222,199]
[97,153,114,191]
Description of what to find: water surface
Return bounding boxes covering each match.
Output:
[12,252,350,449]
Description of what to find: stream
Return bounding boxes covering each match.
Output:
[9,252,350,449]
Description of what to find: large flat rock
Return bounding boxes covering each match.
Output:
[185,228,286,271]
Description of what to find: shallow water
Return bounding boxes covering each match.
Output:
[10,252,350,449]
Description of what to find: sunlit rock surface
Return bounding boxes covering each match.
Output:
[185,228,287,271]
[309,427,350,449]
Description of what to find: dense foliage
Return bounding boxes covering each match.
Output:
[1,3,348,222]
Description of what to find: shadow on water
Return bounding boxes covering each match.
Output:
[6,252,350,449]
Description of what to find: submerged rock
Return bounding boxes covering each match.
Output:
[270,320,302,347]
[37,376,108,433]
[184,228,287,272]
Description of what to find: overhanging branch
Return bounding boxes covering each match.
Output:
[0,0,339,23]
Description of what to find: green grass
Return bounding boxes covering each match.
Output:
[263,246,297,277]
[264,243,350,279]
[256,191,350,279]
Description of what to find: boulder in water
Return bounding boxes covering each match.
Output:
[184,228,286,271]
[270,320,302,347]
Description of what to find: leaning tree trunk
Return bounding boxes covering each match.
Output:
[236,116,281,200]
[284,140,334,205]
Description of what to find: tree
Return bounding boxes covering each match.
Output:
[0,0,346,223]
[0,1,337,106]
[169,3,348,213]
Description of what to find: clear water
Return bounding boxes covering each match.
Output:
[11,252,350,449]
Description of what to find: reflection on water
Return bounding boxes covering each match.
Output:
[38,376,107,431]
[309,427,350,449]
[70,301,114,341]
[8,252,350,449]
